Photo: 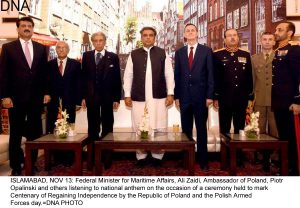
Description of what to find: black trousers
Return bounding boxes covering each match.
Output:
[219,105,246,134]
[8,104,43,171]
[180,102,208,166]
[86,93,114,140]
[274,109,299,174]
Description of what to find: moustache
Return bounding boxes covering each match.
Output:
[24,30,30,33]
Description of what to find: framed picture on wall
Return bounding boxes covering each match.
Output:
[241,4,249,27]
[286,0,300,16]
[233,9,240,29]
[272,0,284,22]
[227,12,232,29]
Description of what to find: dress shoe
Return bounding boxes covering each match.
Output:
[10,169,22,176]
[263,162,270,172]
[200,164,209,171]
[151,158,162,167]
[237,159,244,168]
[62,162,73,168]
[136,159,147,167]
[32,166,39,174]
[288,168,299,176]
[263,165,270,173]
[103,161,112,170]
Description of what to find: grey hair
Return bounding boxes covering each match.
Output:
[56,41,70,50]
[91,32,107,41]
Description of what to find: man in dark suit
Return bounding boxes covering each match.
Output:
[47,41,81,134]
[272,21,300,175]
[174,23,214,170]
[81,32,121,141]
[213,29,253,134]
[47,41,81,166]
[0,17,51,176]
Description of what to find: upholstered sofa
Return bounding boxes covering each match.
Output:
[0,135,26,164]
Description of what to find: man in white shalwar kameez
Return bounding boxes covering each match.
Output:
[123,27,174,166]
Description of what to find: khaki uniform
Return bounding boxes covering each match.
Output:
[251,52,278,137]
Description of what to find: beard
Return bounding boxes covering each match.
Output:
[275,34,288,42]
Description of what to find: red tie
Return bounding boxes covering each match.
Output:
[59,60,63,75]
[189,46,194,69]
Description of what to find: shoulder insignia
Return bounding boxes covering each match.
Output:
[239,48,250,53]
[213,48,225,52]
[288,40,300,46]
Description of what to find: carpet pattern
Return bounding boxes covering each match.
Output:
[30,152,280,176]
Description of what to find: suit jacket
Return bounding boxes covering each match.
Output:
[0,40,49,107]
[251,52,274,106]
[48,58,81,107]
[81,50,121,104]
[174,44,214,105]
[272,44,300,110]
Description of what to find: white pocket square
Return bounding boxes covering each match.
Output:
[109,64,114,67]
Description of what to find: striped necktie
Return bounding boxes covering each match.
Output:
[96,52,102,65]
[59,60,63,75]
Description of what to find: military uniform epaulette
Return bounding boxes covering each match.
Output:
[238,48,250,53]
[213,48,225,52]
[274,41,290,51]
[288,40,300,46]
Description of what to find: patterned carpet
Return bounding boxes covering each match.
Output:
[31,152,280,176]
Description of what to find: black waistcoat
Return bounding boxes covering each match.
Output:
[131,46,167,101]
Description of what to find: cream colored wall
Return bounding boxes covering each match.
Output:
[74,100,219,133]
[0,10,18,39]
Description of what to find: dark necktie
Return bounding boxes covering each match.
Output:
[96,52,102,65]
[189,46,194,69]
[59,60,63,75]
[265,53,269,63]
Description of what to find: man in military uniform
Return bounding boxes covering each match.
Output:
[252,32,278,137]
[272,21,300,175]
[213,28,253,134]
[251,32,278,172]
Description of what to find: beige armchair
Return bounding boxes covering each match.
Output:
[0,134,26,164]
[193,106,220,152]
